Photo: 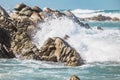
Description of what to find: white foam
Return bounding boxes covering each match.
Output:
[71,9,120,19]
[32,16,120,63]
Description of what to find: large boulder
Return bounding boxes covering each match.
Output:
[40,37,84,66]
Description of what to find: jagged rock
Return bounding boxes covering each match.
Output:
[14,3,26,11]
[40,37,84,66]
[0,5,9,17]
[64,10,80,24]
[64,11,91,29]
[70,75,80,80]
[32,6,42,12]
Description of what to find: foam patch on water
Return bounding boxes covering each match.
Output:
[32,16,120,63]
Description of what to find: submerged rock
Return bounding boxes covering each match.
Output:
[70,75,80,80]
[40,37,84,66]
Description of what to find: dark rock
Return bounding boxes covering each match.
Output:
[40,37,84,66]
[97,26,104,30]
[84,23,91,29]
[0,28,15,58]
[0,6,9,17]
[32,6,42,12]
[70,75,80,80]
[63,34,70,40]
[14,3,26,11]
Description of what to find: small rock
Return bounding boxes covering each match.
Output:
[70,75,80,80]
[14,3,26,11]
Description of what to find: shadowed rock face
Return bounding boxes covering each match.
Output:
[0,5,9,17]
[40,37,84,66]
[0,28,15,58]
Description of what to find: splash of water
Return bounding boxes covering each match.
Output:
[32,16,120,63]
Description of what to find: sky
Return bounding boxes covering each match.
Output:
[0,0,120,10]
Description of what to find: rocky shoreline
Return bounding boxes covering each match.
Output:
[0,3,88,66]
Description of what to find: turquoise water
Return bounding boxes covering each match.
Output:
[0,59,120,80]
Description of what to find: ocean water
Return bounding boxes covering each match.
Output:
[0,9,120,80]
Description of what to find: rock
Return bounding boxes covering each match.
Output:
[0,6,9,17]
[0,28,15,58]
[30,12,42,23]
[64,11,91,29]
[32,6,42,12]
[14,3,26,11]
[40,37,84,66]
[70,75,80,80]
[63,34,70,40]
[112,17,120,21]
[19,7,33,17]
[43,7,52,13]
[64,10,80,24]
[84,23,91,29]
[97,26,104,30]
[86,14,120,21]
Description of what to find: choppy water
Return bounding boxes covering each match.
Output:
[0,59,120,80]
[0,9,120,80]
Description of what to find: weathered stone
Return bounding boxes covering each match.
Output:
[40,37,84,66]
[70,75,80,80]
[30,12,42,23]
[14,3,26,11]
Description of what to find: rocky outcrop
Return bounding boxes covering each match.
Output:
[40,37,84,66]
[70,75,80,80]
[0,4,85,66]
[85,14,120,21]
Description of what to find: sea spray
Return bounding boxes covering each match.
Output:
[32,16,120,63]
